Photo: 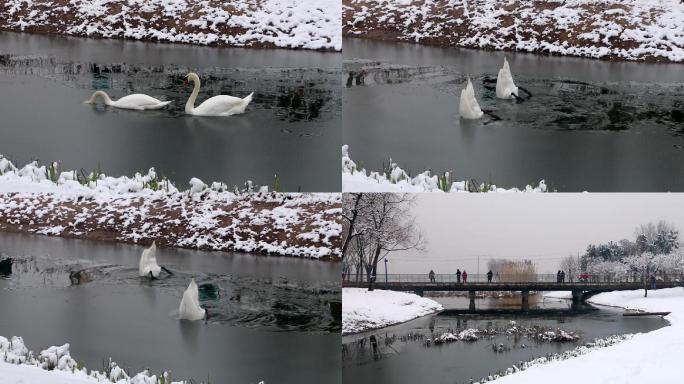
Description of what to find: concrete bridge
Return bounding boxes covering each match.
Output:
[343,274,683,310]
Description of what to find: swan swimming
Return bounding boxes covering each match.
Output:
[184,72,253,116]
[496,58,519,100]
[139,241,162,278]
[84,91,172,110]
[459,78,484,119]
[179,278,207,321]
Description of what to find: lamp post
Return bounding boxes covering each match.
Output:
[384,259,388,283]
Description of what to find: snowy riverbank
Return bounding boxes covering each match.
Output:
[489,288,684,383]
[0,336,190,384]
[342,288,444,334]
[1,0,341,51]
[342,145,548,193]
[343,0,684,62]
[0,155,341,259]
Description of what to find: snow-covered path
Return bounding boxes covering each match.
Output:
[342,287,444,334]
[492,288,684,383]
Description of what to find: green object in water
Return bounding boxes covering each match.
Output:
[198,283,220,301]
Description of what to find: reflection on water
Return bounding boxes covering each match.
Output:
[0,232,341,384]
[342,294,666,384]
[0,32,341,192]
[343,39,684,192]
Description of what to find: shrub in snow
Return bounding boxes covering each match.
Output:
[342,145,548,192]
[0,335,189,383]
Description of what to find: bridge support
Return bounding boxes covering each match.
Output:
[521,290,529,310]
[571,290,583,303]
[469,290,476,311]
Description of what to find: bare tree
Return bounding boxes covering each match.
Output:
[342,193,425,290]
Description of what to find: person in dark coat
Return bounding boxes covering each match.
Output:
[462,270,468,283]
[456,269,462,283]
[487,270,493,283]
[429,269,436,283]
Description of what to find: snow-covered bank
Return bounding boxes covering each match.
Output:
[1,0,341,51]
[343,0,684,62]
[342,145,548,193]
[0,336,187,384]
[489,288,683,384]
[342,288,443,334]
[0,156,341,259]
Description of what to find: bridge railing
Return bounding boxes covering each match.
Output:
[351,273,683,284]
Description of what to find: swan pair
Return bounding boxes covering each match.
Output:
[459,58,519,120]
[138,242,206,321]
[84,72,253,116]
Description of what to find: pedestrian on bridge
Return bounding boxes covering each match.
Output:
[557,270,561,283]
[561,270,566,283]
[462,270,468,283]
[487,270,493,283]
[429,269,436,283]
[456,269,461,283]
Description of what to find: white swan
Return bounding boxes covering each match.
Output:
[459,78,484,119]
[184,72,253,116]
[139,241,161,278]
[179,278,206,321]
[496,58,519,99]
[84,91,171,110]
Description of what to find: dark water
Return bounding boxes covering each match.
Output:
[0,232,341,384]
[342,294,666,384]
[343,38,684,192]
[0,32,341,192]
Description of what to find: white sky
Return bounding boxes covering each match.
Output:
[388,194,684,274]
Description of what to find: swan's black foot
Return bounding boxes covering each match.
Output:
[519,86,532,98]
[512,93,525,103]
[161,266,174,276]
[482,110,502,121]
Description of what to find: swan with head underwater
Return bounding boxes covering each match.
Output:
[84,91,172,110]
[459,78,484,120]
[496,58,532,102]
[179,278,208,321]
[183,72,254,116]
[139,241,173,279]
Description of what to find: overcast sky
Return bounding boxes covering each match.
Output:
[388,194,684,274]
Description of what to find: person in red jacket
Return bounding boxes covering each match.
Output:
[462,270,468,283]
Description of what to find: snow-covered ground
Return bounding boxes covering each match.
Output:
[342,288,444,334]
[342,145,548,193]
[0,336,189,384]
[1,0,341,51]
[489,288,684,383]
[0,155,342,259]
[344,0,684,62]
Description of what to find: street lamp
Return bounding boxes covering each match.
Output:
[384,259,388,283]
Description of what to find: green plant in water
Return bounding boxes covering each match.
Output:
[273,174,281,192]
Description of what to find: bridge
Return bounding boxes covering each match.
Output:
[342,274,684,310]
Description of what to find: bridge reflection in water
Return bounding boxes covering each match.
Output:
[343,274,684,310]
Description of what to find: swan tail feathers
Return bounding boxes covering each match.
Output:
[243,92,254,105]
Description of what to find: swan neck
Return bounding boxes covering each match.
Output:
[90,91,113,105]
[186,77,200,113]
